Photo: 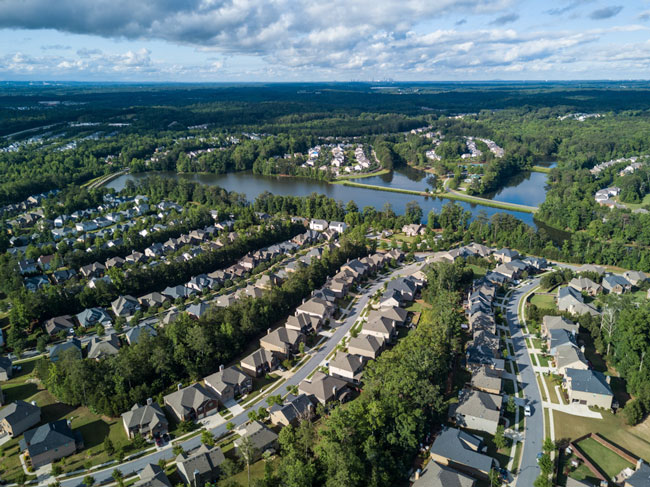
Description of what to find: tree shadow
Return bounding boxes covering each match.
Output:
[40,402,77,423]
[4,382,38,402]
[76,419,110,449]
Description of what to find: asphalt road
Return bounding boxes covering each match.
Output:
[505,278,543,487]
[58,258,426,487]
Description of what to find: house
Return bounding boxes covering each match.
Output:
[269,394,314,427]
[402,223,426,237]
[79,262,106,278]
[541,315,578,339]
[329,221,348,233]
[121,402,169,439]
[329,352,364,383]
[133,464,172,487]
[18,259,38,275]
[126,251,147,264]
[298,371,350,405]
[368,306,408,327]
[602,274,632,294]
[623,271,648,287]
[493,262,522,280]
[285,313,321,334]
[0,356,12,381]
[164,384,218,422]
[386,277,418,302]
[138,292,169,309]
[347,334,385,359]
[579,264,605,276]
[19,420,83,468]
[260,328,305,358]
[204,366,252,403]
[555,345,589,376]
[378,289,402,309]
[557,286,600,316]
[162,285,194,301]
[362,316,396,342]
[125,324,157,346]
[412,461,476,487]
[309,219,329,231]
[25,274,50,292]
[176,444,225,487]
[429,427,495,481]
[87,333,121,360]
[240,348,278,377]
[451,388,503,434]
[493,248,519,263]
[49,338,82,362]
[216,293,237,308]
[565,368,613,409]
[111,295,141,318]
[568,277,602,296]
[37,255,55,271]
[234,421,279,462]
[44,315,75,337]
[296,297,336,325]
[76,307,112,328]
[0,400,41,437]
[470,367,502,395]
[626,461,650,487]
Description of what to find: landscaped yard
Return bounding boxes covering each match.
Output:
[554,410,650,464]
[541,374,560,404]
[537,354,550,367]
[529,293,557,310]
[576,437,635,479]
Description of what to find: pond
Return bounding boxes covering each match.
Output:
[483,171,549,207]
[105,170,539,227]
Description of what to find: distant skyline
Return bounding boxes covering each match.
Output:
[1,0,650,82]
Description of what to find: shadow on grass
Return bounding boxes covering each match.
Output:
[40,402,76,423]
[76,419,110,449]
[4,382,38,402]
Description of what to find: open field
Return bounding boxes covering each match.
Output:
[576,437,635,480]
[529,293,557,310]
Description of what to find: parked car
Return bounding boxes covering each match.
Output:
[524,405,532,417]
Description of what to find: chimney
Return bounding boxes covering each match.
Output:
[267,328,272,335]
[178,383,183,390]
[606,375,611,385]
[31,401,37,406]
[332,386,337,398]
[219,364,224,372]
[415,469,421,481]
[581,346,585,353]
[146,397,153,406]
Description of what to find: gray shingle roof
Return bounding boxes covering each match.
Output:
[430,427,494,474]
[566,369,613,396]
[122,403,168,432]
[0,400,40,427]
[19,420,79,457]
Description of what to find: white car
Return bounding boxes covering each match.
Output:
[524,405,532,417]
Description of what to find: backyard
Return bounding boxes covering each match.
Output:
[575,437,635,480]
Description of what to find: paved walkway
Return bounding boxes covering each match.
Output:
[223,399,245,416]
[543,402,602,419]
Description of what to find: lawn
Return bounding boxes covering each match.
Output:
[531,338,543,350]
[503,379,515,396]
[576,437,635,479]
[468,264,488,278]
[541,374,559,404]
[512,441,523,473]
[228,456,280,485]
[537,354,550,367]
[464,429,512,469]
[554,410,650,464]
[536,374,547,402]
[529,293,557,310]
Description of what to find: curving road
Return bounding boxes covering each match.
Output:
[57,258,426,487]
[504,278,544,487]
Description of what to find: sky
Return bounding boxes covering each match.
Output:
[0,0,650,82]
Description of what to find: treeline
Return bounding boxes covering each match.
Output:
[34,236,369,417]
[262,270,463,487]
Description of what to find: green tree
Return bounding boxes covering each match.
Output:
[542,437,555,454]
[103,436,115,456]
[538,453,553,476]
[238,436,258,487]
[82,476,95,487]
[489,468,502,487]
[494,425,507,450]
[201,430,216,447]
[112,469,124,487]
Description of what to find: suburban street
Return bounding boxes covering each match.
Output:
[57,257,427,487]
[504,277,543,487]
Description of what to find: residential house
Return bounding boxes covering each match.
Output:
[234,421,279,462]
[413,461,476,487]
[565,368,613,409]
[579,264,605,276]
[49,338,82,362]
[0,357,11,381]
[623,271,648,287]
[240,348,278,377]
[125,323,157,346]
[368,306,408,328]
[625,461,650,487]
[216,293,237,308]
[0,400,41,437]
[362,316,397,342]
[37,255,55,271]
[470,367,502,395]
[164,384,218,422]
[296,297,336,325]
[76,307,112,328]
[329,221,348,233]
[121,402,169,439]
[19,420,83,468]
[602,274,632,294]
[87,333,121,360]
[555,345,589,376]
[285,314,320,334]
[378,289,402,309]
[309,219,329,231]
[298,371,350,405]
[329,352,364,383]
[429,427,495,481]
[568,277,602,296]
[557,286,600,316]
[106,256,126,269]
[79,262,106,278]
[402,223,426,237]
[112,294,141,318]
[260,328,305,358]
[133,464,171,487]
[44,315,75,337]
[176,444,225,487]
[493,248,520,263]
[451,389,503,434]
[541,316,578,340]
[493,262,522,280]
[138,292,169,309]
[203,366,252,403]
[269,394,314,427]
[347,334,385,359]
[126,252,147,265]
[162,285,194,301]
[25,274,50,292]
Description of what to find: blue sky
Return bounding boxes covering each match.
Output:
[0,0,649,81]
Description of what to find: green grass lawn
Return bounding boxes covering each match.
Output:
[228,456,280,485]
[554,410,650,463]
[537,354,550,367]
[503,379,515,396]
[621,193,650,210]
[541,374,559,404]
[529,293,557,309]
[531,338,543,350]
[576,437,635,479]
[512,441,523,473]
[468,264,488,278]
[537,375,547,402]
[530,354,538,366]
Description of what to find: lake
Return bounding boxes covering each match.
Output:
[483,171,549,207]
[106,169,539,227]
